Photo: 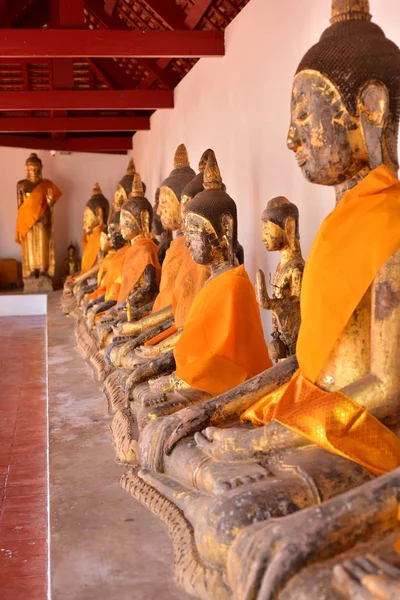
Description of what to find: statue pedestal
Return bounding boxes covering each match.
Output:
[23,276,53,293]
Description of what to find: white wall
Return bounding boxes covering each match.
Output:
[132,0,400,335]
[0,148,130,284]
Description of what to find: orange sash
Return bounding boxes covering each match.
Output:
[117,238,161,303]
[15,179,62,242]
[103,244,130,301]
[81,225,102,273]
[85,250,116,301]
[243,166,400,476]
[174,265,272,396]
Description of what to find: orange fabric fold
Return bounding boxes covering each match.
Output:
[243,370,400,477]
[171,247,210,329]
[117,238,161,303]
[104,245,130,301]
[243,166,400,476]
[85,250,117,301]
[151,236,186,313]
[174,265,272,396]
[81,225,102,273]
[15,179,62,243]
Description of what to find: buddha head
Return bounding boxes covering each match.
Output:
[83,183,109,235]
[67,242,77,260]
[184,153,238,267]
[120,173,153,242]
[107,211,125,251]
[158,144,196,231]
[287,0,400,186]
[180,149,217,220]
[261,197,300,253]
[25,153,43,183]
[114,158,135,212]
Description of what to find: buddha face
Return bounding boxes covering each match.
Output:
[159,186,182,231]
[287,70,368,185]
[83,207,99,235]
[26,161,42,183]
[120,209,141,242]
[185,212,220,265]
[262,220,285,252]
[108,221,125,249]
[114,185,127,211]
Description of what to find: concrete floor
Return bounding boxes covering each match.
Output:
[47,293,193,600]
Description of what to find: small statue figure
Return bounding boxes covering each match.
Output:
[256,197,304,361]
[15,152,62,292]
[64,242,80,278]
[130,1,400,598]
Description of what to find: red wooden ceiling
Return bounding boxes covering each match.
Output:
[0,0,249,153]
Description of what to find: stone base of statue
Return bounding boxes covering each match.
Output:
[23,275,53,293]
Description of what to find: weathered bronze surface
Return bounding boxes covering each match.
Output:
[17,153,62,291]
[256,197,304,361]
[64,242,80,278]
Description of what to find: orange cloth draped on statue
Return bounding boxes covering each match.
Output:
[85,249,120,301]
[151,236,186,313]
[102,244,130,301]
[144,243,210,346]
[15,179,62,243]
[116,238,161,303]
[174,265,272,397]
[243,165,400,477]
[81,225,103,273]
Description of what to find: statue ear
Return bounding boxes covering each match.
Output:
[221,213,235,266]
[95,206,104,224]
[140,209,150,238]
[284,216,297,250]
[359,82,390,170]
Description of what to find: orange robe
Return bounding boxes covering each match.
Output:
[145,243,210,346]
[15,179,62,243]
[243,166,400,477]
[85,249,117,301]
[66,225,102,284]
[151,236,187,313]
[116,238,161,303]
[174,265,272,397]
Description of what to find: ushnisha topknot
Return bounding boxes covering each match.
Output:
[86,183,110,223]
[160,143,196,202]
[119,158,136,196]
[131,172,144,198]
[26,152,42,167]
[184,152,238,248]
[262,197,300,238]
[331,0,371,23]
[181,149,217,202]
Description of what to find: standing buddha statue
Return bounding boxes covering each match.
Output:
[256,197,304,361]
[132,1,400,597]
[16,152,62,292]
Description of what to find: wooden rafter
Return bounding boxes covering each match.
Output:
[141,0,188,30]
[0,90,174,110]
[0,134,133,151]
[185,0,215,29]
[0,116,150,132]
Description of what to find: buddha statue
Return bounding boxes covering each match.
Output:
[127,1,400,597]
[16,152,62,292]
[152,187,173,265]
[111,153,271,463]
[64,242,80,278]
[61,183,109,314]
[256,197,304,361]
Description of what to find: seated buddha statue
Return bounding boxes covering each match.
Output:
[130,1,400,593]
[61,184,109,313]
[152,187,173,265]
[104,144,203,365]
[64,242,80,279]
[256,197,304,362]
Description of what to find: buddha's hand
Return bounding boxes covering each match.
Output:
[256,269,271,310]
[333,556,400,600]
[140,405,211,472]
[194,426,258,462]
[117,321,141,336]
[135,345,159,360]
[227,508,333,600]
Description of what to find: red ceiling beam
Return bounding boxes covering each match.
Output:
[142,0,188,30]
[0,0,37,28]
[0,90,173,110]
[0,29,225,58]
[0,134,133,152]
[104,0,117,16]
[0,116,150,132]
[51,0,84,28]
